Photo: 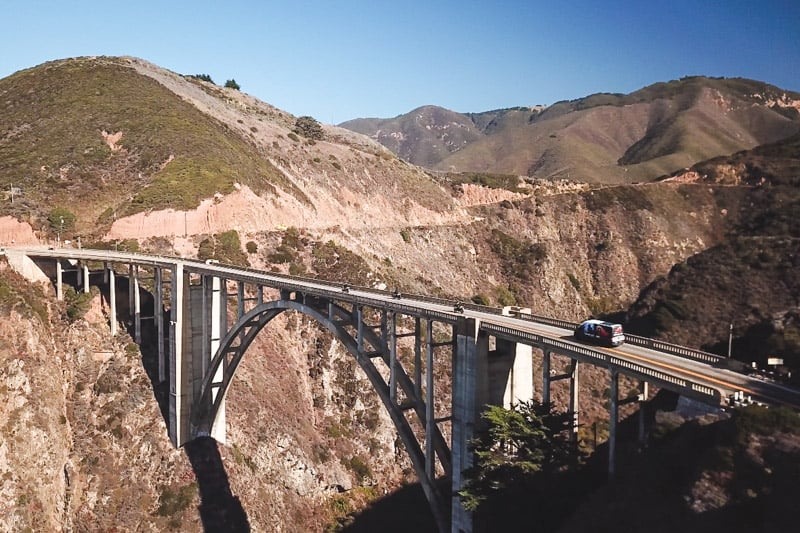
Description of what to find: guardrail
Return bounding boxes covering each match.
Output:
[479,322,722,404]
[623,333,724,365]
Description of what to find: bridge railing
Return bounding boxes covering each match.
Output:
[623,334,724,365]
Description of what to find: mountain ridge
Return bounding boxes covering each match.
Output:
[340,76,800,183]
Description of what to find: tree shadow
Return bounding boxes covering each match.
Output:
[87,269,251,532]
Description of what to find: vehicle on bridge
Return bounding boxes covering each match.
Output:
[574,319,625,347]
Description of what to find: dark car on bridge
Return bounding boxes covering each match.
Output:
[574,319,625,347]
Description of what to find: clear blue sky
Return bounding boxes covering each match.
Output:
[2,0,798,124]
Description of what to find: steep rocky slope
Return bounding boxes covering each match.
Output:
[0,256,420,531]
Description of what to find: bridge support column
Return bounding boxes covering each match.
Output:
[133,266,141,343]
[389,311,397,404]
[82,264,90,294]
[168,263,188,447]
[489,338,533,408]
[569,359,580,442]
[414,317,423,406]
[171,270,228,447]
[155,267,165,383]
[638,381,649,446]
[128,264,135,327]
[542,350,551,407]
[56,260,63,301]
[207,275,226,443]
[608,371,619,479]
[424,318,436,482]
[452,318,488,533]
[108,267,117,336]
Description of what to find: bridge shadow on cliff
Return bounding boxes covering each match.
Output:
[98,274,251,532]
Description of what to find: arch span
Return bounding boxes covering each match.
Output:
[190,296,452,531]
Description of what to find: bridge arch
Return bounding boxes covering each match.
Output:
[189,296,452,531]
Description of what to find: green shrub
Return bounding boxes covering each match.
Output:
[64,286,93,322]
[595,241,611,252]
[288,261,307,275]
[197,238,214,261]
[489,229,547,279]
[472,294,490,305]
[218,230,240,252]
[294,116,324,140]
[342,456,372,483]
[400,229,411,243]
[268,244,295,264]
[312,240,371,284]
[231,443,257,472]
[494,286,516,306]
[245,241,258,254]
[224,79,240,90]
[283,226,304,249]
[567,273,581,291]
[196,231,248,266]
[48,207,76,233]
[156,483,197,517]
[448,172,527,193]
[287,132,300,142]
[116,239,140,252]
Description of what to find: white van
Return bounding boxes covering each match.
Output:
[574,319,625,347]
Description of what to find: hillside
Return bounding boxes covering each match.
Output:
[0,56,460,241]
[1,56,799,531]
[623,132,800,376]
[339,77,800,184]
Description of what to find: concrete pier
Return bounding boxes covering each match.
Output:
[108,267,117,336]
[608,371,619,479]
[452,319,488,533]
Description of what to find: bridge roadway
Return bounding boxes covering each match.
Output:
[4,245,800,533]
[5,245,798,408]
